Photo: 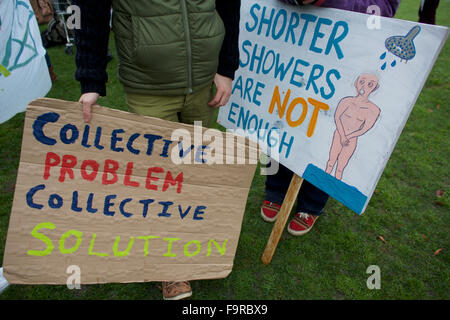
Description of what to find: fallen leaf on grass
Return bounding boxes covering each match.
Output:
[422,234,427,240]
[434,249,443,256]
[436,190,444,198]
[436,104,440,110]
[377,235,386,243]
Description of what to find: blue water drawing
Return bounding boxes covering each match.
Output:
[303,164,368,215]
[379,25,421,71]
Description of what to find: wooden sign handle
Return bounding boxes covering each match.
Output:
[261,174,304,265]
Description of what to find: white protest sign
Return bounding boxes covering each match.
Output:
[0,0,51,124]
[218,0,448,214]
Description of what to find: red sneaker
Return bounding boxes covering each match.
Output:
[260,200,281,222]
[287,212,319,236]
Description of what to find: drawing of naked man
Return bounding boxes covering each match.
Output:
[326,73,381,180]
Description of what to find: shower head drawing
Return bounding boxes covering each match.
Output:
[385,26,421,61]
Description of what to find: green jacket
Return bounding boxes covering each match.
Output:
[112,0,225,95]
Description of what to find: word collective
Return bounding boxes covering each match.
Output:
[26,184,207,221]
[32,112,211,163]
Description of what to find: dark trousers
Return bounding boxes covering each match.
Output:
[44,52,51,68]
[265,163,329,216]
[419,0,440,24]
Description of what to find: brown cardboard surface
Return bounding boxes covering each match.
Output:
[3,98,257,284]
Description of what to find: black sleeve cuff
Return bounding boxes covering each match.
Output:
[80,80,107,97]
[217,59,238,80]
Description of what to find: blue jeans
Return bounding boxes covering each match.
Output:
[265,163,329,216]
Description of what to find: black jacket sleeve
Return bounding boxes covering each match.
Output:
[72,0,112,96]
[216,0,241,80]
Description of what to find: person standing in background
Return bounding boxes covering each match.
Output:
[72,0,241,300]
[419,0,440,25]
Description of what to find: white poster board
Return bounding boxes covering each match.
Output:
[0,0,51,124]
[218,0,448,214]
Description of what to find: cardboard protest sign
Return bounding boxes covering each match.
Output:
[218,0,448,214]
[3,98,257,284]
[0,0,51,124]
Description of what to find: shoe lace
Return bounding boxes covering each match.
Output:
[266,201,280,209]
[297,212,310,220]
[164,281,189,288]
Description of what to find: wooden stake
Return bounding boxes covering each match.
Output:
[261,174,304,265]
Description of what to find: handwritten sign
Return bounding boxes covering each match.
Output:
[3,98,257,284]
[0,0,51,124]
[218,0,448,214]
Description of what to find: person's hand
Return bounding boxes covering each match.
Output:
[208,74,233,108]
[340,135,350,146]
[78,92,100,123]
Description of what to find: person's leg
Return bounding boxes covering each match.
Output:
[45,52,57,81]
[179,83,216,127]
[168,84,218,300]
[261,162,294,222]
[297,181,329,216]
[265,162,293,205]
[419,0,440,24]
[326,130,343,175]
[125,92,183,122]
[45,52,52,68]
[335,138,357,180]
[125,91,193,300]
[287,178,329,236]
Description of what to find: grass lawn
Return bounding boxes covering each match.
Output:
[0,0,448,300]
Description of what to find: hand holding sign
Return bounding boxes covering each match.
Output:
[78,92,100,123]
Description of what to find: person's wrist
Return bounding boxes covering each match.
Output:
[80,80,106,97]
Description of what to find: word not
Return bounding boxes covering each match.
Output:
[268,85,329,137]
[27,222,228,258]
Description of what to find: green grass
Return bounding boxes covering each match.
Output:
[1,0,449,300]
